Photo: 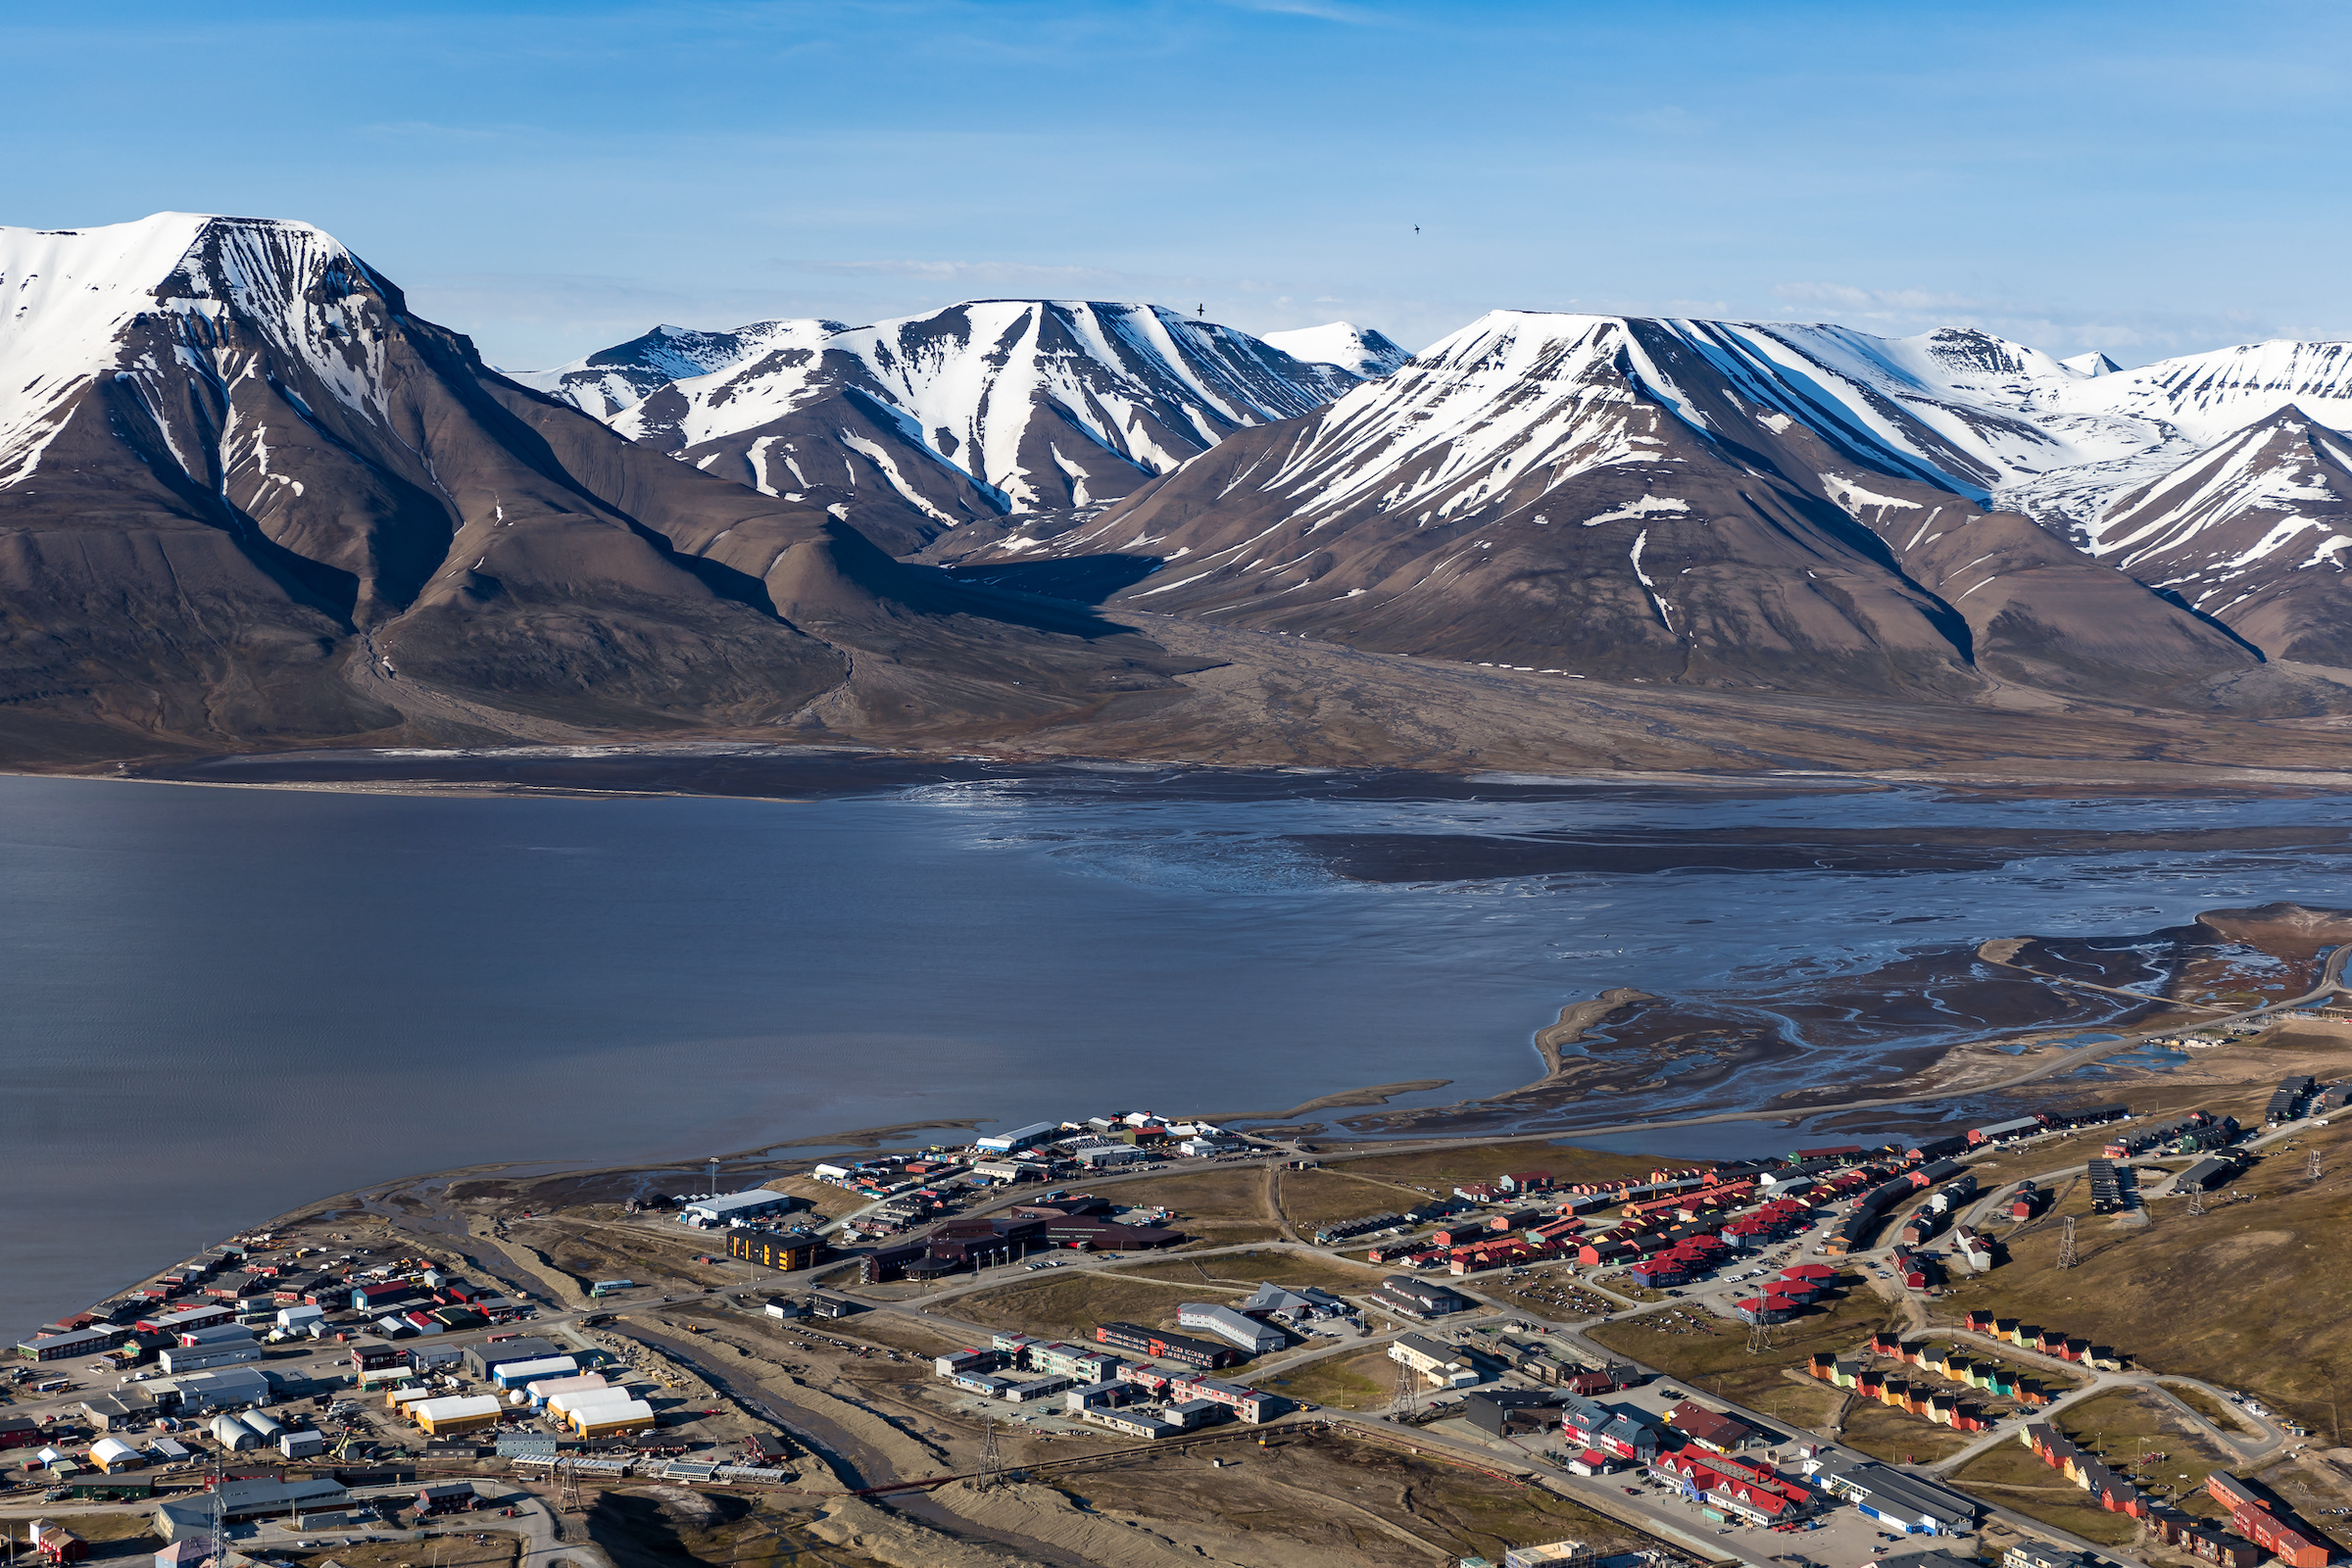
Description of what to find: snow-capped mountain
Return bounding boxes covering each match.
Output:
[520,301,1370,555]
[2085,406,2352,665]
[2044,340,2352,445]
[0,214,1198,758]
[507,319,830,419]
[1260,321,1413,378]
[959,310,2352,687]
[13,210,2352,762]
[961,311,2254,702]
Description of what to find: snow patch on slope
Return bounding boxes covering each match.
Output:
[0,214,214,482]
[0,213,389,487]
[556,299,1354,515]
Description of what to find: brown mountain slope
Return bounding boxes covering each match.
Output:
[2086,406,2352,667]
[955,312,2269,710]
[0,215,1200,762]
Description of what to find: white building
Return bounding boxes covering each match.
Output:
[679,1190,802,1228]
[1178,1136,1246,1157]
[1389,1333,1481,1389]
[974,1122,1063,1154]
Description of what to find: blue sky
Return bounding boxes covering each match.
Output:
[8,1,2349,368]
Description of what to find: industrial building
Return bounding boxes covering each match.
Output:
[152,1477,350,1540]
[2178,1155,2239,1191]
[464,1337,562,1379]
[1806,1456,1977,1534]
[1463,1389,1569,1438]
[157,1340,259,1374]
[86,1438,142,1473]
[974,1122,1063,1154]
[525,1372,608,1408]
[145,1366,273,1413]
[411,1395,503,1436]
[573,1399,656,1437]
[134,1305,232,1339]
[13,1327,130,1362]
[680,1190,807,1228]
[492,1354,578,1389]
[549,1386,636,1421]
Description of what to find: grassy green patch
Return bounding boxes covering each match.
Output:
[1108,1249,1384,1295]
[1260,1347,1399,1411]
[1931,1111,2352,1436]
[958,1270,1247,1348]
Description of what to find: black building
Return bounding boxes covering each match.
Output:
[462,1337,561,1379]
[725,1230,826,1272]
[1463,1389,1567,1438]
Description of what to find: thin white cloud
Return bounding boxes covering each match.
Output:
[1766,280,2278,366]
[781,258,1147,287]
[1776,282,1986,312]
[1217,0,1390,24]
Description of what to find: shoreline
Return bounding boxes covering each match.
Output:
[20,739,2352,804]
[26,898,2347,1330]
[43,989,2299,1330]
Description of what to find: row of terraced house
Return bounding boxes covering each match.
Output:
[2021,1425,2331,1566]
[1959,1311,2131,1368]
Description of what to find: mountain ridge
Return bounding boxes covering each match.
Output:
[519,299,1379,557]
[955,310,2352,707]
[12,211,2352,771]
[0,214,1214,763]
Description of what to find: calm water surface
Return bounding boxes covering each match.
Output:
[4,771,2350,1330]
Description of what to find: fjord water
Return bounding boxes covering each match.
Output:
[4,770,2351,1332]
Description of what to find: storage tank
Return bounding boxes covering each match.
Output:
[211,1413,259,1450]
[88,1437,143,1472]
